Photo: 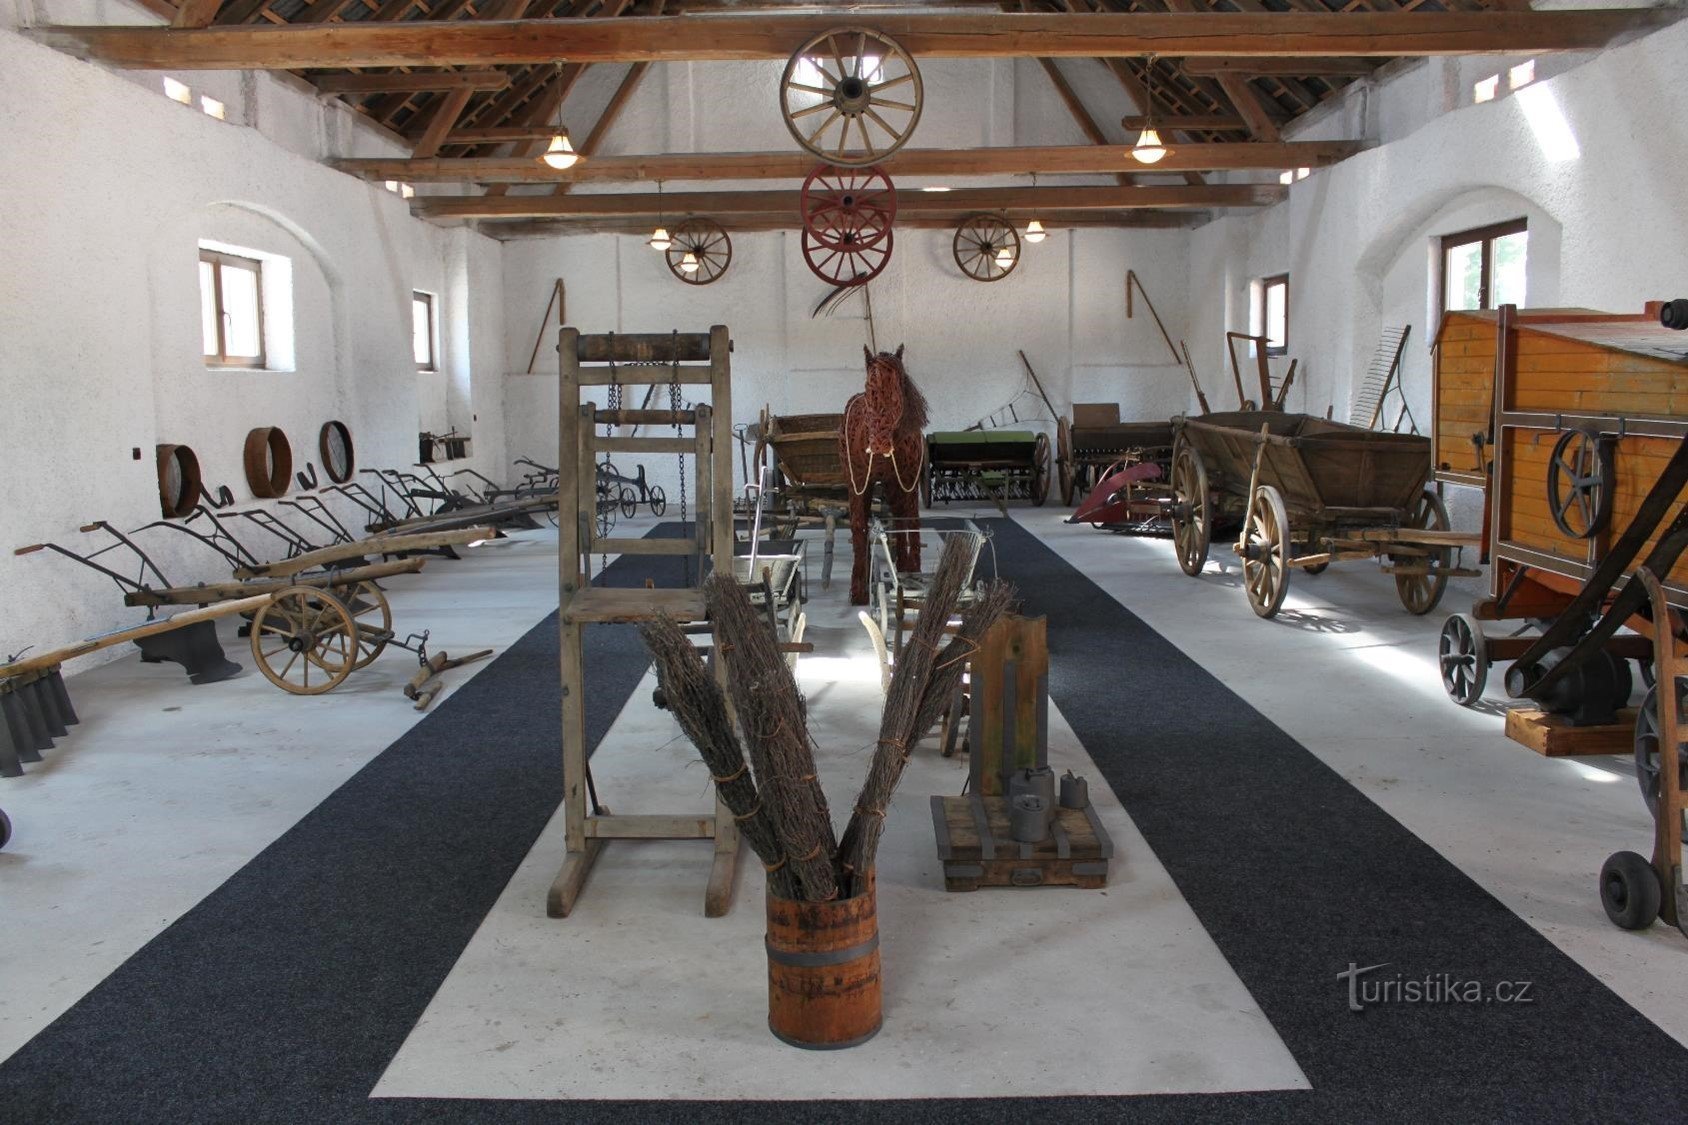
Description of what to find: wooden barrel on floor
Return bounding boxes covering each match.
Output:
[765,882,882,1049]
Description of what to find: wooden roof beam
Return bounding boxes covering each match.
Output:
[334,141,1361,182]
[1122,112,1248,130]
[413,182,1284,219]
[1182,56,1379,76]
[486,210,1204,237]
[32,11,1675,70]
[310,70,512,94]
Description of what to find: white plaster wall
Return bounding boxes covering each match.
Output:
[501,57,1191,499]
[0,25,507,666]
[1187,17,1688,435]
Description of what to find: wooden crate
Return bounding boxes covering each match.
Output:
[1504,707,1637,757]
[930,795,1114,891]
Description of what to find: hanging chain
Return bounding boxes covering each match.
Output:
[670,331,691,584]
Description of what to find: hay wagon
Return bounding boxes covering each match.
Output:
[1168,410,1479,618]
[921,430,1051,511]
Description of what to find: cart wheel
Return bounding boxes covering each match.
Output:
[0,806,11,850]
[1242,484,1290,619]
[1032,433,1051,506]
[250,588,358,695]
[1396,489,1452,616]
[1547,429,1614,539]
[344,580,392,670]
[649,485,667,517]
[619,486,639,519]
[597,497,616,539]
[1057,418,1075,506]
[1170,442,1210,577]
[1600,850,1661,930]
[1634,683,1688,843]
[1438,613,1489,706]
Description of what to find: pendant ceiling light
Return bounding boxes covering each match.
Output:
[680,251,700,274]
[994,244,1015,268]
[539,62,581,170]
[648,180,672,250]
[1024,219,1047,244]
[1132,55,1167,165]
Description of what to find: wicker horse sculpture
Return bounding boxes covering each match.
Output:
[842,345,927,605]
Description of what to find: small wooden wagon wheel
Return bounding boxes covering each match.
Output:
[1170,442,1210,576]
[1393,488,1452,615]
[665,218,732,285]
[1634,682,1688,843]
[250,587,358,695]
[953,213,1019,282]
[1438,612,1489,707]
[1242,483,1290,619]
[1056,418,1076,505]
[802,227,893,287]
[1547,429,1614,539]
[344,580,392,670]
[319,420,355,484]
[1031,432,1051,506]
[801,164,896,251]
[780,27,923,167]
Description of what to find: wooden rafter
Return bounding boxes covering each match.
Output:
[413,182,1284,220]
[548,61,650,195]
[310,70,512,93]
[1035,58,1136,187]
[1182,56,1379,76]
[33,11,1671,69]
[334,140,1363,182]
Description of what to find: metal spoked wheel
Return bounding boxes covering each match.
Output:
[344,580,392,670]
[1547,429,1614,539]
[1242,483,1290,619]
[1396,488,1452,615]
[250,588,358,696]
[596,492,617,539]
[1031,433,1051,506]
[1438,612,1489,706]
[649,485,667,517]
[953,213,1019,282]
[1170,442,1210,577]
[619,486,639,519]
[1635,682,1688,844]
[1056,417,1076,506]
[780,27,923,166]
[665,217,732,285]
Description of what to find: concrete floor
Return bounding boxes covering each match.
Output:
[3,509,1687,1098]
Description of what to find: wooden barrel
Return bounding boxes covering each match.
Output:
[765,882,882,1049]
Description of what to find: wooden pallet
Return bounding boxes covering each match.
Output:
[1504,707,1636,757]
[930,794,1113,891]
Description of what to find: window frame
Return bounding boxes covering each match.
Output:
[1438,217,1528,314]
[412,291,437,373]
[1257,273,1289,358]
[200,248,267,368]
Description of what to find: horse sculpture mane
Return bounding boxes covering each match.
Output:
[868,347,929,431]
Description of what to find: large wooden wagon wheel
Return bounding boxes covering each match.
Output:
[1170,442,1210,576]
[953,213,1019,282]
[780,28,923,167]
[1547,429,1614,539]
[1031,432,1051,506]
[1056,417,1076,505]
[1634,681,1688,843]
[666,218,732,285]
[250,587,358,695]
[801,164,895,251]
[802,227,893,287]
[1438,612,1489,707]
[343,580,392,670]
[1242,483,1290,619]
[1394,488,1452,615]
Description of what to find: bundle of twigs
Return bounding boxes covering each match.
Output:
[639,532,1015,902]
[638,616,798,899]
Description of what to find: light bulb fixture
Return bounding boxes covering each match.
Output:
[648,181,671,250]
[1131,55,1168,165]
[1024,219,1047,243]
[539,62,581,170]
[994,244,1015,268]
[680,251,700,274]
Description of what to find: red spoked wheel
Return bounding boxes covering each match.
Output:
[801,164,896,252]
[802,227,893,287]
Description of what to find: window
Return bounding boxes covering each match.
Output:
[1474,75,1499,104]
[199,249,265,367]
[1509,60,1535,90]
[412,292,436,371]
[1440,219,1528,312]
[1257,274,1289,357]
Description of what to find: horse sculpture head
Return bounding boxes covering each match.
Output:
[860,344,927,457]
